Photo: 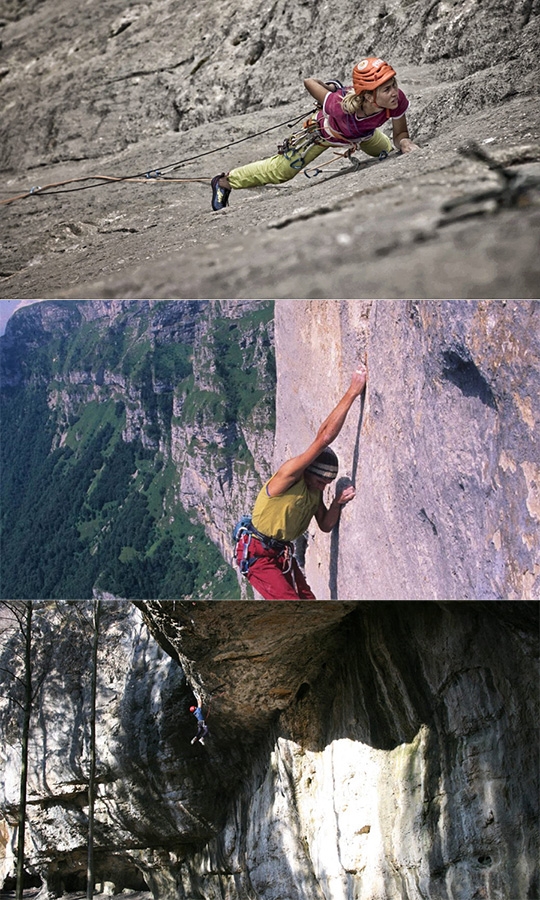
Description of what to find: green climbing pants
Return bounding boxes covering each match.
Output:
[227,128,393,189]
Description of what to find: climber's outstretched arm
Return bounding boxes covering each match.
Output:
[267,366,367,498]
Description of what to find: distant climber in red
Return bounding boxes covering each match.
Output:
[233,364,367,599]
[190,701,209,745]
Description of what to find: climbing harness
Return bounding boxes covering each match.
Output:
[277,113,393,179]
[277,114,361,172]
[232,515,293,576]
[320,116,359,150]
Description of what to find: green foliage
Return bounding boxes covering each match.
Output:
[0,390,106,598]
[62,320,135,373]
[0,395,239,599]
[177,303,275,449]
[213,308,275,425]
[63,400,123,455]
[87,440,136,510]
[153,342,192,384]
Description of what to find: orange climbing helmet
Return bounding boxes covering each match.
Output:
[352,57,396,94]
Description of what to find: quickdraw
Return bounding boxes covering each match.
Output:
[232,517,258,575]
[238,531,257,575]
[277,119,326,170]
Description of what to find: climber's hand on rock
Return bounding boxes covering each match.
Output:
[336,484,356,505]
[399,138,419,154]
[349,364,367,398]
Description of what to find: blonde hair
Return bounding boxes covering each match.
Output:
[340,79,398,116]
[341,89,367,115]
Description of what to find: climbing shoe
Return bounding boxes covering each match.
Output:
[211,174,231,210]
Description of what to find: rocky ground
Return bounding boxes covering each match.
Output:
[0,0,539,299]
[0,894,152,899]
[0,893,152,899]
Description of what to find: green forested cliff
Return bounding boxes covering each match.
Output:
[0,300,275,600]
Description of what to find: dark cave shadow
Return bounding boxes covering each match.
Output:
[442,350,497,408]
[283,600,539,755]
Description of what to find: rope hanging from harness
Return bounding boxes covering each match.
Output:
[2,107,315,206]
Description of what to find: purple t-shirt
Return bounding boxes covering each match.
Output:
[315,87,409,145]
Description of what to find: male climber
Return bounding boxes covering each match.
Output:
[190,701,209,745]
[234,364,367,599]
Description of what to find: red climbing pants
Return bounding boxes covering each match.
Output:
[236,536,316,600]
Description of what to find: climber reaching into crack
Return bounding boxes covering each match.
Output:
[190,700,209,745]
[233,364,367,599]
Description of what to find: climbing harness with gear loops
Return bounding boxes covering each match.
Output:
[233,516,294,575]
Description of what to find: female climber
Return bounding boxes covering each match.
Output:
[211,56,419,210]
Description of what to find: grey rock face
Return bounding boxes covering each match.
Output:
[0,0,536,170]
[1,0,539,300]
[274,300,540,600]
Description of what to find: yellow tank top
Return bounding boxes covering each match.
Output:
[251,477,321,542]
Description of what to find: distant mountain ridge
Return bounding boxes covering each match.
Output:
[0,300,275,599]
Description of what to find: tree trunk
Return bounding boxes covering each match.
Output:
[86,599,101,900]
[15,602,32,900]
